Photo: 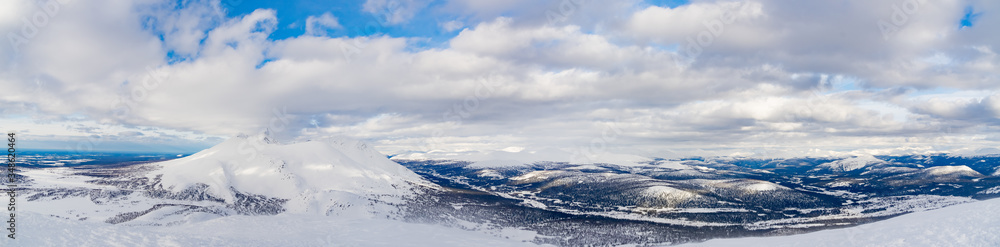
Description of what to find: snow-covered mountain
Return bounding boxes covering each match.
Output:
[921,165,984,177]
[7,135,554,246]
[14,133,438,230]
[147,133,432,216]
[815,155,887,172]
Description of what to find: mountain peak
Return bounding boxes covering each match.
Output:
[148,135,430,215]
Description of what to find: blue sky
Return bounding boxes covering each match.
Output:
[222,0,452,48]
[223,0,692,43]
[960,6,982,29]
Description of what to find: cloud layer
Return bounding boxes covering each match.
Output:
[1,0,998,158]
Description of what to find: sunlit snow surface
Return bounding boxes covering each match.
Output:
[683,197,1000,247]
[0,211,543,246]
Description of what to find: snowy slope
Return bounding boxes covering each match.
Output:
[816,155,886,172]
[682,198,1000,247]
[147,133,431,215]
[0,211,545,247]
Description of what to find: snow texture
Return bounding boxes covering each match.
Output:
[0,211,545,246]
[684,198,1000,247]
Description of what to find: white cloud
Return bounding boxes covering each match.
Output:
[440,20,464,32]
[142,1,225,57]
[362,0,432,25]
[626,1,766,44]
[305,12,341,36]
